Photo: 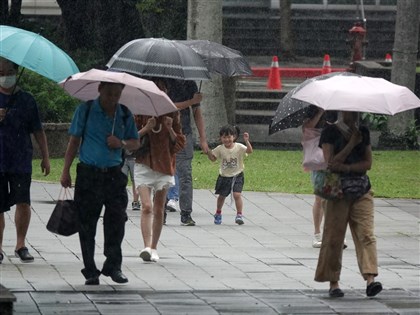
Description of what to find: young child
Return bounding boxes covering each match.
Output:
[207,125,253,225]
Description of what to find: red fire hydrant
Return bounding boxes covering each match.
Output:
[347,22,368,71]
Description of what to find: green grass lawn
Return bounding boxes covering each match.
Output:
[32,150,420,199]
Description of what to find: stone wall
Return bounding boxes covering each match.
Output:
[32,123,70,159]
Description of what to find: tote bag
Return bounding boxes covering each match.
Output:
[302,128,327,171]
[313,170,343,200]
[47,188,79,236]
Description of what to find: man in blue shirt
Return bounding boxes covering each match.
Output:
[0,57,50,264]
[61,82,139,285]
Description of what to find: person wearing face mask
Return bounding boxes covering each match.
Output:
[0,57,50,264]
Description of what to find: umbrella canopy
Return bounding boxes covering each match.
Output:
[0,25,79,82]
[269,72,355,134]
[176,40,252,77]
[292,73,420,115]
[59,69,178,116]
[106,38,211,81]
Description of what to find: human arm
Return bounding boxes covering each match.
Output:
[329,144,372,173]
[60,136,81,188]
[138,116,156,138]
[206,149,217,162]
[192,106,209,153]
[168,112,186,154]
[163,115,177,143]
[106,135,139,151]
[33,129,50,176]
[174,93,203,110]
[302,108,324,130]
[331,128,362,164]
[324,126,372,173]
[243,132,253,154]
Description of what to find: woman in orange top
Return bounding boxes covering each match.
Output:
[134,78,185,262]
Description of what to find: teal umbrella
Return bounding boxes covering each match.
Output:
[0,25,79,82]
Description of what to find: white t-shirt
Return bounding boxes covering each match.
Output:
[212,143,248,177]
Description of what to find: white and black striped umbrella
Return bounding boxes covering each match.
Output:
[106,38,211,81]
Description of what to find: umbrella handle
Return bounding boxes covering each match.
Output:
[198,81,202,92]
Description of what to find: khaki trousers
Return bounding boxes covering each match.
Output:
[315,191,378,282]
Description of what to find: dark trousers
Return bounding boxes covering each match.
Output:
[74,163,128,279]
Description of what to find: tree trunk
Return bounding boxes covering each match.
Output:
[0,0,8,24]
[56,0,93,50]
[9,0,22,25]
[56,0,143,61]
[388,0,420,134]
[279,0,294,60]
[188,0,227,144]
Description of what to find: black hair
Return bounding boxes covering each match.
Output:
[324,111,338,123]
[305,105,320,119]
[0,57,18,70]
[305,105,338,127]
[99,81,125,89]
[219,124,240,140]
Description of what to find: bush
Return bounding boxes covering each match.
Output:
[18,69,79,123]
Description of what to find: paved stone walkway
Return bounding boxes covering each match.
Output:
[1,182,419,314]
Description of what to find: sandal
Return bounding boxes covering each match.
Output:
[366,281,383,297]
[329,288,344,297]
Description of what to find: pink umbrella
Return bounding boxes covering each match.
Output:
[59,69,178,116]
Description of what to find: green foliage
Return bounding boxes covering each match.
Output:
[135,0,187,39]
[18,69,79,123]
[361,113,388,131]
[69,48,106,72]
[404,119,420,149]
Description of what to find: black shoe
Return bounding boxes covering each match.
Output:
[102,270,128,284]
[0,252,3,264]
[181,215,195,226]
[366,281,382,297]
[329,288,344,297]
[85,276,100,285]
[15,247,34,263]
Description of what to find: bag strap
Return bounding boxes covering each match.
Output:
[58,187,73,201]
[81,100,94,143]
[82,101,130,138]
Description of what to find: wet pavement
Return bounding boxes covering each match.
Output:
[1,181,419,314]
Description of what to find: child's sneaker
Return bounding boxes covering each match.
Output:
[235,214,244,225]
[214,213,222,225]
[312,233,322,248]
[132,201,141,211]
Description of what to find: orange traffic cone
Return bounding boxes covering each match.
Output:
[267,56,282,90]
[384,53,392,63]
[321,54,332,74]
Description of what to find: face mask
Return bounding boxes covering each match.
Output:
[0,75,17,89]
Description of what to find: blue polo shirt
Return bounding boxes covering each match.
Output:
[0,90,43,173]
[69,99,138,168]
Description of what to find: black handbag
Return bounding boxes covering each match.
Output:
[341,175,370,200]
[47,188,79,236]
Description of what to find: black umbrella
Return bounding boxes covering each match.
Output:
[176,40,252,77]
[106,38,211,81]
[269,72,358,135]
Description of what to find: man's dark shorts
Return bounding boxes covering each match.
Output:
[215,172,244,197]
[0,173,31,213]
